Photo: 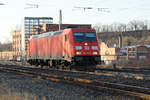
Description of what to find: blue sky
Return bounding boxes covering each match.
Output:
[0,0,150,43]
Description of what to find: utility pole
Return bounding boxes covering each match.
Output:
[59,9,62,31]
[119,32,122,48]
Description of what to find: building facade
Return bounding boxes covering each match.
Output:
[0,51,14,60]
[22,17,53,57]
[127,45,150,62]
[100,42,121,65]
[41,24,91,32]
[12,30,22,59]
[119,45,150,68]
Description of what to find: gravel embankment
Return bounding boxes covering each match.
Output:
[0,71,137,100]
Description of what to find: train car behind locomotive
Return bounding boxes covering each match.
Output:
[27,28,100,70]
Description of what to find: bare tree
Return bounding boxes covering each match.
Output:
[93,24,103,33]
[129,20,139,30]
[128,20,148,31]
[0,41,12,51]
[94,20,150,32]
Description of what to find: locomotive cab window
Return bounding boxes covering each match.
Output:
[74,32,84,41]
[85,33,97,41]
[74,32,97,41]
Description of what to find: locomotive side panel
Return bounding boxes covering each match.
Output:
[31,39,38,59]
[37,37,47,59]
[45,37,49,59]
[51,36,56,58]
[62,29,74,61]
[57,35,63,59]
[37,38,41,59]
[47,36,52,58]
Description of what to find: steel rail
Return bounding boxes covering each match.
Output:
[96,67,150,74]
[0,66,150,99]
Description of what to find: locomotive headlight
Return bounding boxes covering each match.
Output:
[76,52,81,55]
[93,52,98,55]
[92,46,98,50]
[75,46,82,50]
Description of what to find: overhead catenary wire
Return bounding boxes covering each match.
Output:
[24,3,39,9]
[74,6,110,12]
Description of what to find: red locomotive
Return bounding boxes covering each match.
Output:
[27,28,100,70]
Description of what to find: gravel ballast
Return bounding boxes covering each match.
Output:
[0,71,137,100]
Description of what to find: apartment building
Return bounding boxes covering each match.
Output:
[22,17,53,56]
[12,30,22,59]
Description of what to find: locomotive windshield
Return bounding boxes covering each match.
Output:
[74,32,97,41]
[85,33,97,41]
[74,32,84,41]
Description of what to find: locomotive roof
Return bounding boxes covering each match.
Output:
[30,30,63,39]
[29,28,95,40]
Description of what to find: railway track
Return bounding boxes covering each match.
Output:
[1,62,150,86]
[0,66,150,99]
[3,64,150,82]
[1,61,150,75]
[96,67,150,75]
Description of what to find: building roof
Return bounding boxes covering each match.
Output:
[24,17,53,20]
